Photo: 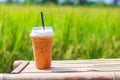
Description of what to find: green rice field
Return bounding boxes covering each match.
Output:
[0,4,120,73]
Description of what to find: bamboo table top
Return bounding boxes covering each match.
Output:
[1,59,120,80]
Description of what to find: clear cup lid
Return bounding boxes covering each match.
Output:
[30,27,54,37]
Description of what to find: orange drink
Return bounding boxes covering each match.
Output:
[30,27,54,69]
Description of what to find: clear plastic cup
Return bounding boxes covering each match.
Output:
[30,27,54,69]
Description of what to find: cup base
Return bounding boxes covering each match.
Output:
[36,66,51,70]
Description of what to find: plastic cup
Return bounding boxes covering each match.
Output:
[30,27,54,69]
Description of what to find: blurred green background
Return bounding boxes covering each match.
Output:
[0,0,120,73]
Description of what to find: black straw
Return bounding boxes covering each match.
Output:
[41,12,45,30]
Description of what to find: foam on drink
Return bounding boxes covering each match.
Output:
[30,27,54,37]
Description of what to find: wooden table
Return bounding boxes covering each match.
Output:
[1,59,120,80]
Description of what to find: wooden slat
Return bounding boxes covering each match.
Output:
[0,74,4,80]
[114,72,120,80]
[22,66,120,73]
[13,60,25,69]
[29,59,120,64]
[52,59,120,63]
[52,63,120,68]
[11,61,29,74]
[4,72,116,80]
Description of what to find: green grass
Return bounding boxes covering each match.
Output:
[0,4,120,73]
